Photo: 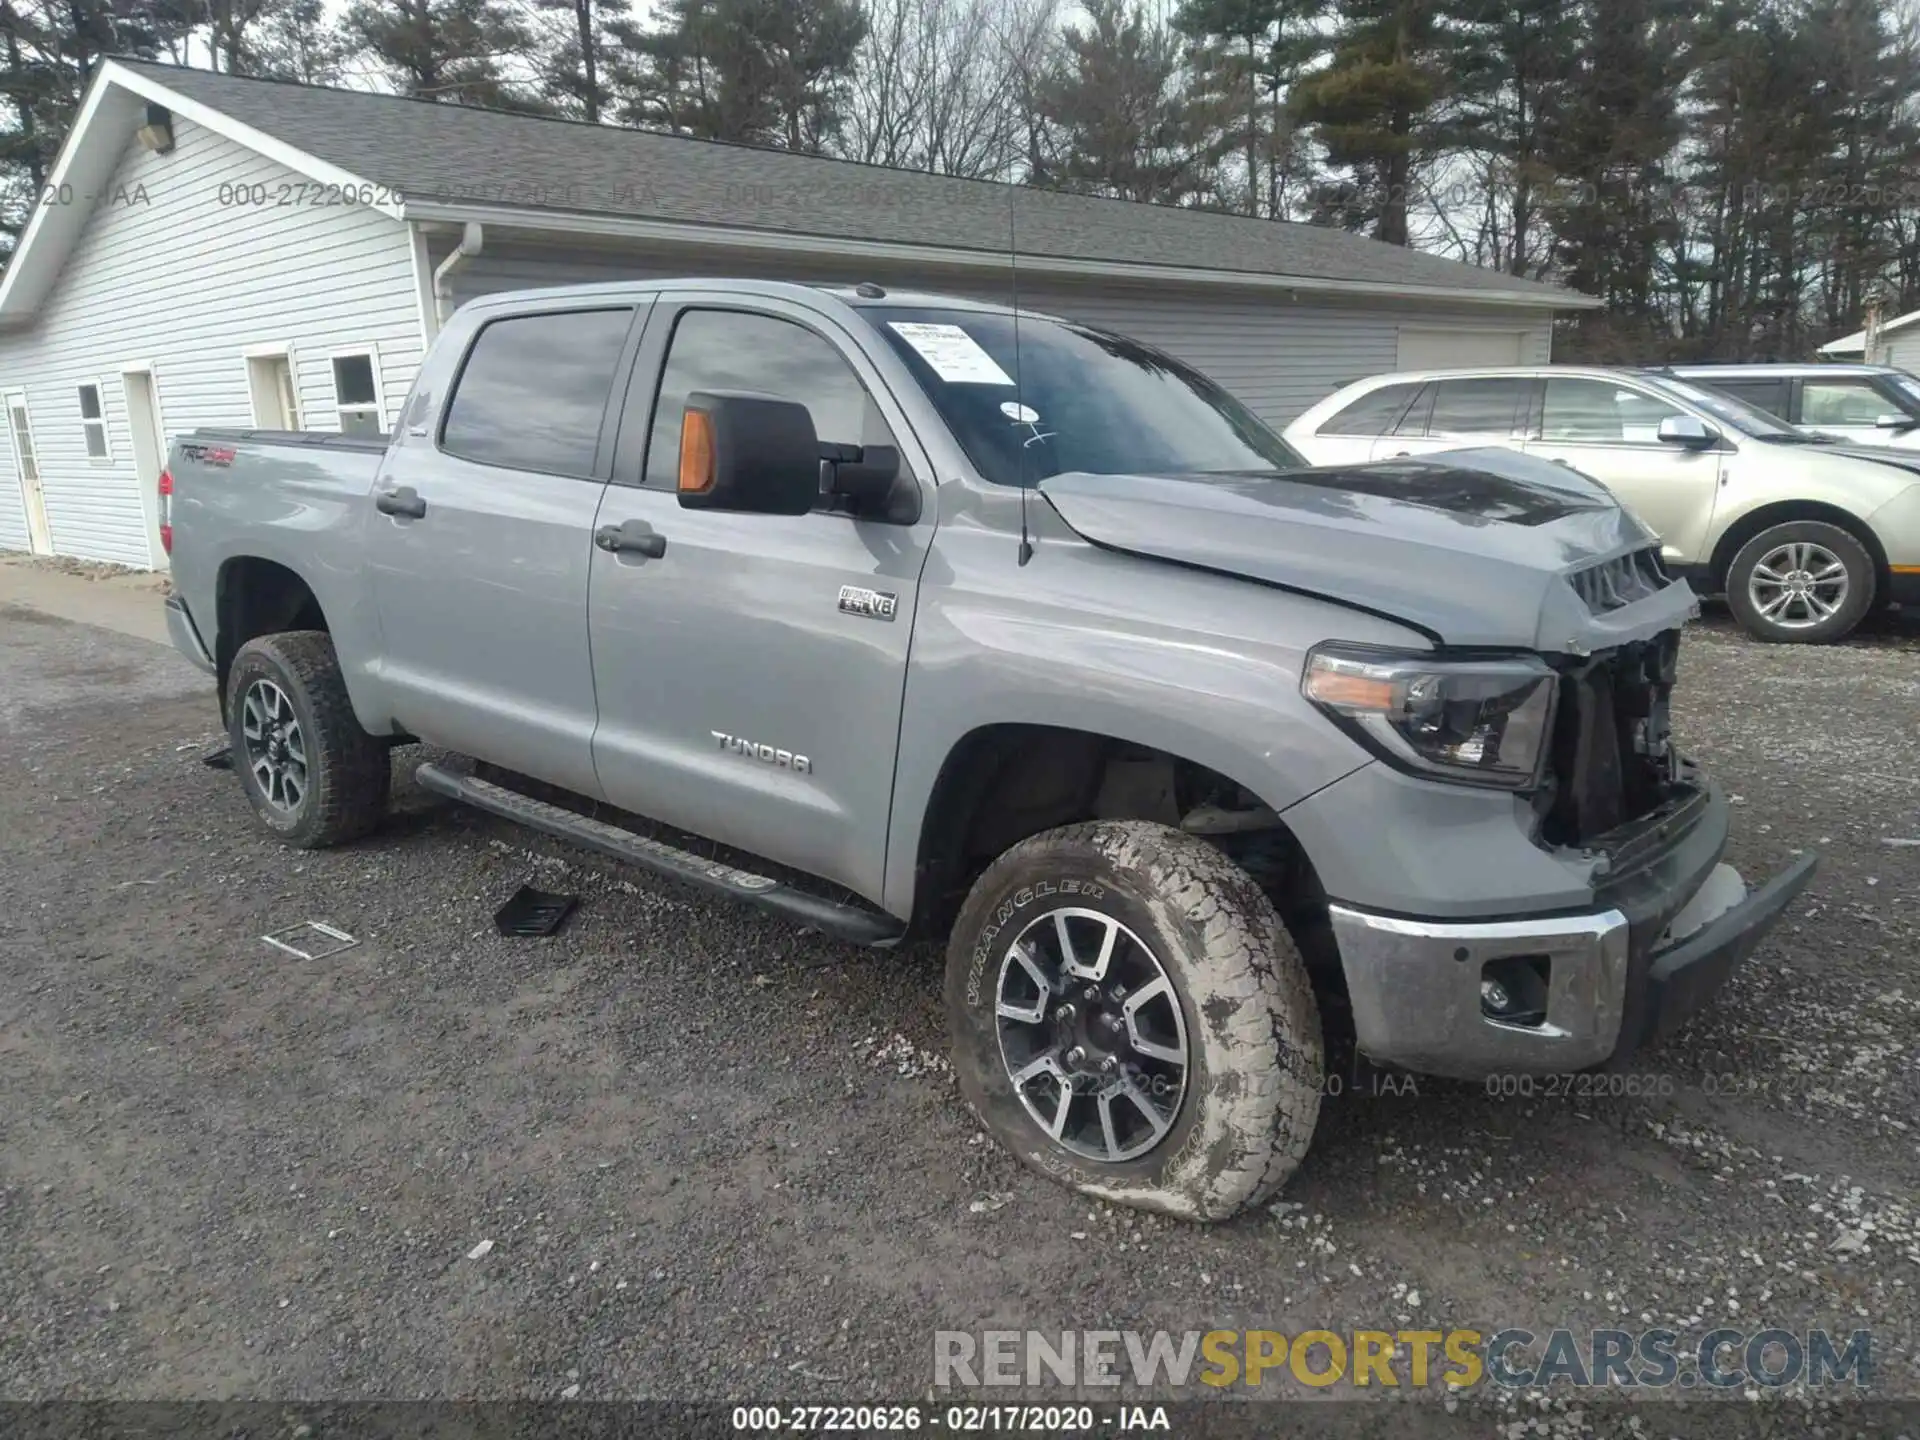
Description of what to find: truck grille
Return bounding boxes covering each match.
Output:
[1540,631,1683,846]
[1568,548,1670,615]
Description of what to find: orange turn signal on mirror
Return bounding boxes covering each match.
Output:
[678,408,716,494]
[1304,668,1399,712]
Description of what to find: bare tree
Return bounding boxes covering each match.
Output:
[841,0,1061,178]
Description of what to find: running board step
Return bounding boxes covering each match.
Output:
[415,763,904,948]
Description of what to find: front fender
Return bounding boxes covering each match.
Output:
[881,525,1423,918]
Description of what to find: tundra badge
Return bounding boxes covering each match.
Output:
[837,584,898,621]
[712,731,812,775]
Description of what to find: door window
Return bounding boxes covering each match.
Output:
[441,308,634,475]
[1320,382,1423,437]
[1541,379,1688,444]
[10,401,39,481]
[643,309,899,490]
[1699,377,1789,419]
[1801,379,1896,426]
[1426,378,1527,439]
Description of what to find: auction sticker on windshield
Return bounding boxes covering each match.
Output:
[887,322,1015,385]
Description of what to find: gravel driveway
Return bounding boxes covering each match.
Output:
[1,600,1915,1436]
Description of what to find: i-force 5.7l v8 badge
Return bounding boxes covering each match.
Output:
[837,585,898,621]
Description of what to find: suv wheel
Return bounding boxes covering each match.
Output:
[227,630,390,848]
[945,820,1322,1222]
[1726,521,1874,643]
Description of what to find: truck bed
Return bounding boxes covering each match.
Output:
[165,428,394,686]
[185,427,391,453]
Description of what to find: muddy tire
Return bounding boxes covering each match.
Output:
[226,630,390,849]
[1725,520,1874,644]
[944,820,1323,1222]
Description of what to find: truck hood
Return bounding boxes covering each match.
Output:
[1038,448,1699,653]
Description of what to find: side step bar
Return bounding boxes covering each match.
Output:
[415,763,905,948]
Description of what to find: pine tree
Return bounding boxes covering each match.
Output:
[1538,0,1689,356]
[625,0,868,151]
[1172,0,1321,218]
[1290,0,1452,245]
[533,0,632,122]
[1033,0,1214,204]
[1447,0,1578,275]
[343,0,544,110]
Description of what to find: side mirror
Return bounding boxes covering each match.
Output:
[820,442,901,508]
[676,391,820,515]
[1874,413,1917,431]
[1657,414,1719,449]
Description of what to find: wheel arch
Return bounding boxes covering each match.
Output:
[214,555,330,717]
[1709,499,1887,597]
[901,722,1331,948]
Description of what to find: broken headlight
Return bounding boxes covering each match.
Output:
[1303,643,1558,790]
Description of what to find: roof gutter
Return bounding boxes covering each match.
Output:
[401,200,1603,312]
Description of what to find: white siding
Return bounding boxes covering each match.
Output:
[0,117,422,566]
[430,234,1558,429]
[1882,331,1920,373]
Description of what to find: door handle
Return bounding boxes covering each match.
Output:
[595,520,667,559]
[375,486,426,519]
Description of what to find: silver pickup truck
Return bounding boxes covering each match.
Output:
[162,279,1814,1221]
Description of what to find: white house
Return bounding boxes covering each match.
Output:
[0,59,1596,569]
[1820,309,1920,371]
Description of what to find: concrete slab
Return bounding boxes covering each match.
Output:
[0,552,171,647]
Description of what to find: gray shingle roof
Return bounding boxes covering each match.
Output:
[123,60,1582,305]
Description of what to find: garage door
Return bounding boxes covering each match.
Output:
[1396,328,1525,370]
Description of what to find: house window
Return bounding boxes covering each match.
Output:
[247,351,301,430]
[330,351,383,435]
[77,382,109,458]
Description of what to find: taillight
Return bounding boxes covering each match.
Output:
[158,467,172,555]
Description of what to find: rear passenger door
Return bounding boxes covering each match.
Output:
[1371,377,1529,460]
[584,294,937,904]
[365,301,645,796]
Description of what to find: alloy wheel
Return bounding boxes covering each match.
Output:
[241,678,308,814]
[1747,541,1849,630]
[994,906,1189,1163]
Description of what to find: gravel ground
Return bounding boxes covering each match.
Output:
[1,600,1916,1436]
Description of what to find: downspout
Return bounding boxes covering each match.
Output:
[432,221,484,327]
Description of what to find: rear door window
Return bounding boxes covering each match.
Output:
[1426,378,1528,439]
[441,307,635,476]
[1699,377,1790,419]
[1320,382,1421,437]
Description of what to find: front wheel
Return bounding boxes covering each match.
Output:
[944,820,1323,1222]
[1725,520,1874,644]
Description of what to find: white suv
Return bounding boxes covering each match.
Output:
[1668,363,1920,450]
[1285,366,1920,643]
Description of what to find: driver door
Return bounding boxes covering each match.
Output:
[1797,374,1917,446]
[584,294,937,904]
[1521,377,1725,564]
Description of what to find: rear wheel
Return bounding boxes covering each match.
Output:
[1726,520,1874,644]
[227,630,389,848]
[944,820,1323,1222]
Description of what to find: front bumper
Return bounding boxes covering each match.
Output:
[1327,792,1816,1078]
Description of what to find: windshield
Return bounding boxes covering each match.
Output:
[1890,372,1920,411]
[1658,376,1805,438]
[863,306,1306,486]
